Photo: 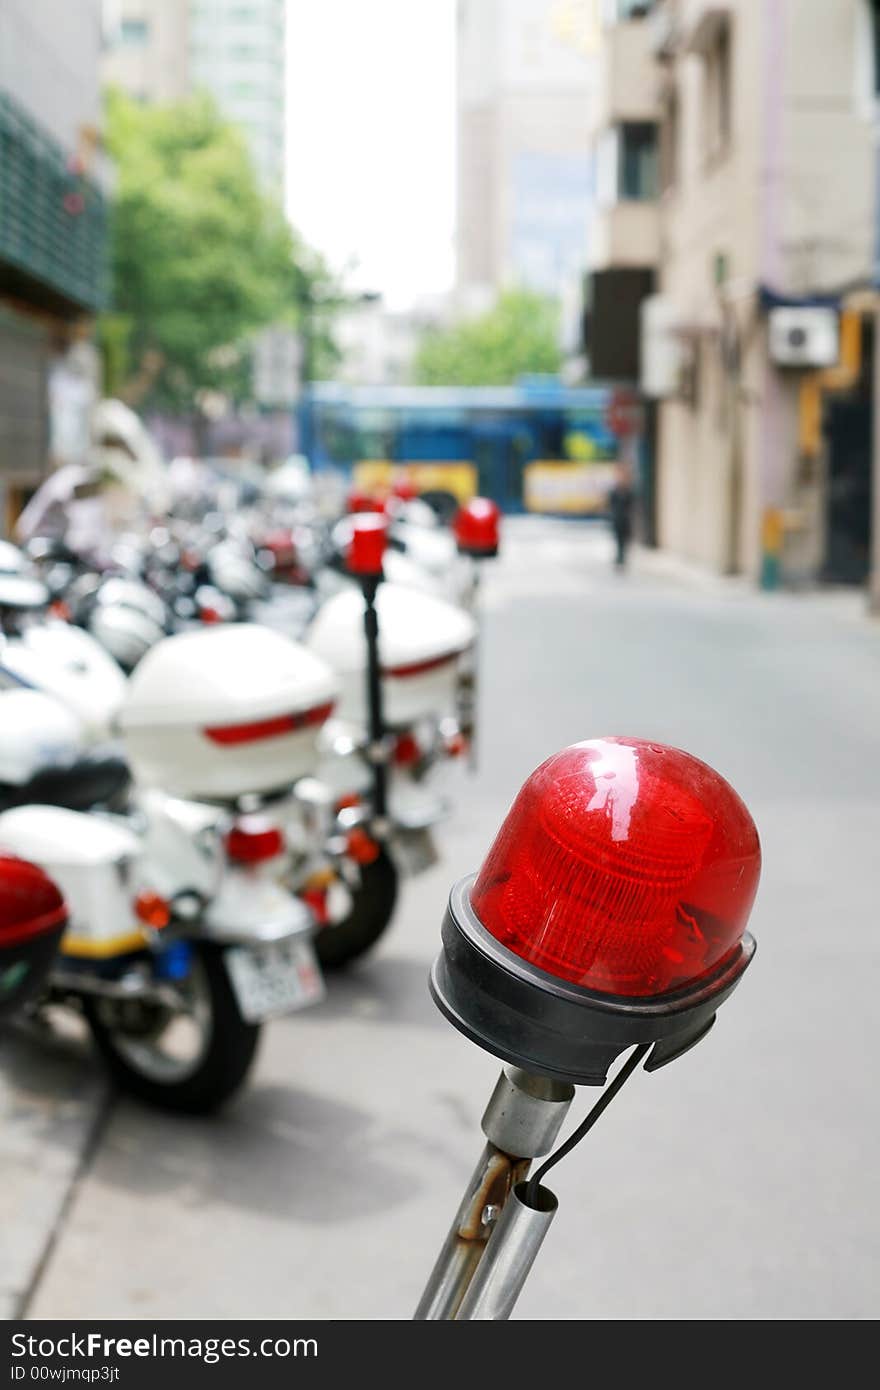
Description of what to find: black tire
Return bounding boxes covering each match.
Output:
[315,848,399,970]
[84,943,260,1114]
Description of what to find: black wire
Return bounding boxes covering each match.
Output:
[524,1043,652,1210]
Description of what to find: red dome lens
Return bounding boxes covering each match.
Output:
[453,497,501,555]
[347,487,383,514]
[0,856,67,947]
[347,514,387,576]
[470,738,760,998]
[391,476,418,501]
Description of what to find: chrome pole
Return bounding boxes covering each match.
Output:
[414,1067,573,1320]
[454,1181,558,1321]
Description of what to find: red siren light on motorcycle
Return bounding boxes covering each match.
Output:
[347,487,382,515]
[430,737,760,1085]
[391,476,418,502]
[473,739,760,996]
[453,497,501,558]
[0,856,67,1020]
[347,514,387,578]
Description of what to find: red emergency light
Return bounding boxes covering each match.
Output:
[347,514,388,578]
[391,476,418,502]
[453,498,501,558]
[0,856,67,1020]
[347,487,384,515]
[430,737,760,1084]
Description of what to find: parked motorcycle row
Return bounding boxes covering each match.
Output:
[0,450,500,1114]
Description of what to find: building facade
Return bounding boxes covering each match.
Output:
[589,0,877,585]
[0,0,108,528]
[103,0,286,194]
[456,0,599,308]
[331,295,456,388]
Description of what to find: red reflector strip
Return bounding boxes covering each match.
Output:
[204,701,334,745]
[383,651,460,679]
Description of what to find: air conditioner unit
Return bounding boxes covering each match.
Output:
[640,295,683,398]
[768,307,839,368]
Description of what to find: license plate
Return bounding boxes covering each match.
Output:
[225,938,325,1023]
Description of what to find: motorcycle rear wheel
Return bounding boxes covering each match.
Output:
[83,943,260,1114]
[315,848,399,970]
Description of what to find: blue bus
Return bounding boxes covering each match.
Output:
[298,379,625,515]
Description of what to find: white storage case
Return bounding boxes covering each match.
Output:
[119,624,339,800]
[0,805,143,957]
[0,621,127,742]
[0,689,83,785]
[305,582,475,727]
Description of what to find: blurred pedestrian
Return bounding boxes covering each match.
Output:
[607,461,636,569]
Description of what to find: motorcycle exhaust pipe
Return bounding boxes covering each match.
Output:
[51,967,184,1008]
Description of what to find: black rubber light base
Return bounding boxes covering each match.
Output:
[430,876,756,1086]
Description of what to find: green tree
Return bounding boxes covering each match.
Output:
[412,289,562,386]
[102,88,337,415]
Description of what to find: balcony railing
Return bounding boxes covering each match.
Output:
[0,91,108,314]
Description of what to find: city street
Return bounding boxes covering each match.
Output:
[6,517,878,1321]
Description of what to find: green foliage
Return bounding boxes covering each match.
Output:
[412,289,562,386]
[102,87,338,411]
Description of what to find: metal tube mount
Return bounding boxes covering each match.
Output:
[361,575,388,819]
[413,1067,573,1320]
[455,1181,558,1321]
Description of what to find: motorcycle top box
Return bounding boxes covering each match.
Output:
[0,620,128,742]
[305,582,476,727]
[0,688,83,788]
[118,624,339,800]
[0,855,67,1019]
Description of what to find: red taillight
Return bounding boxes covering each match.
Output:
[346,826,381,865]
[444,730,468,759]
[264,528,296,560]
[204,701,334,745]
[301,885,330,924]
[199,605,223,624]
[469,737,761,998]
[134,891,171,930]
[225,818,286,864]
[49,599,71,621]
[347,514,387,577]
[453,497,501,557]
[392,731,421,766]
[384,650,460,679]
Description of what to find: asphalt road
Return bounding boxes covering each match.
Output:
[9,518,880,1320]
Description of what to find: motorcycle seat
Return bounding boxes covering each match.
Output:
[0,750,131,813]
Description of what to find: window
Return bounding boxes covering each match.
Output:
[660,84,679,192]
[613,0,654,19]
[619,122,659,200]
[869,1,880,98]
[703,22,732,163]
[120,18,149,45]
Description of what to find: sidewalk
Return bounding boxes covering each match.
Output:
[502,514,873,624]
[0,1018,108,1319]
